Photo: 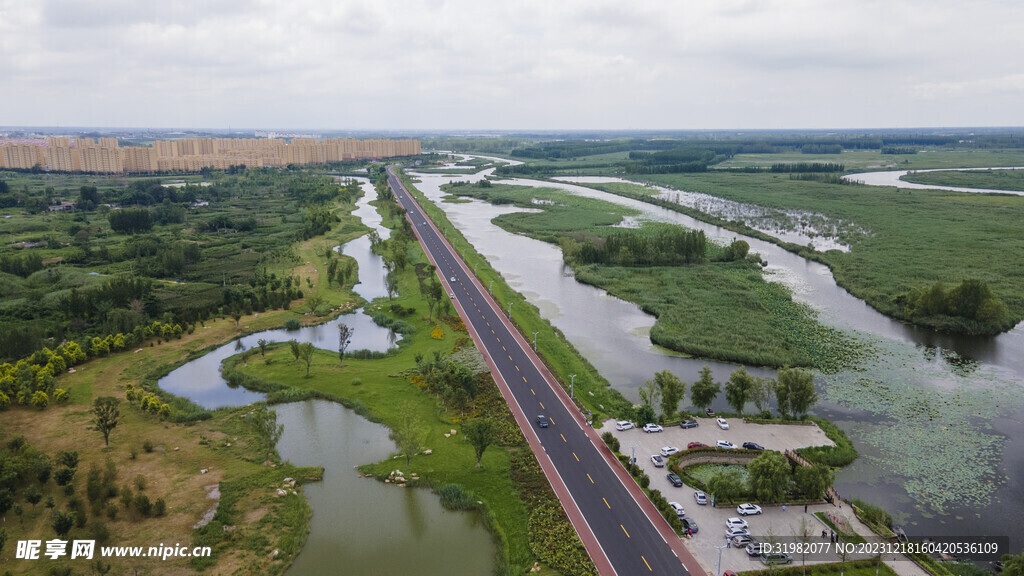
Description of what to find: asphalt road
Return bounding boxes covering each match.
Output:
[387,168,697,576]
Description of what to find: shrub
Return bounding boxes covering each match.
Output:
[55,467,75,487]
[283,318,301,331]
[154,498,167,517]
[142,440,154,453]
[437,484,477,511]
[351,378,363,386]
[134,494,152,517]
[105,504,118,520]
[134,475,147,491]
[852,498,893,530]
[640,475,650,489]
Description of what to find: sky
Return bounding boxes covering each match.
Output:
[1,0,1022,131]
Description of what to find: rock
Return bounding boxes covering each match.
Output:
[397,483,406,488]
[225,443,231,447]
[174,447,180,451]
[200,468,209,474]
[283,477,295,483]
[423,449,432,455]
[269,549,279,559]
[222,525,236,532]
[68,368,77,373]
[276,488,287,496]
[385,479,391,483]
[450,429,457,435]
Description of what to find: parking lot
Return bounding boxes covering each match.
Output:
[606,417,854,573]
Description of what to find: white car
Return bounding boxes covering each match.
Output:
[693,491,708,505]
[717,417,729,430]
[726,517,748,530]
[615,421,635,431]
[448,293,454,299]
[716,440,738,449]
[450,276,457,282]
[660,446,680,457]
[669,502,685,517]
[643,423,664,433]
[737,503,763,516]
[651,455,665,467]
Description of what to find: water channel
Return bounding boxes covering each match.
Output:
[158,177,494,575]
[411,160,1023,551]
[846,167,1024,196]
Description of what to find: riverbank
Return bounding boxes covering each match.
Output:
[440,180,866,371]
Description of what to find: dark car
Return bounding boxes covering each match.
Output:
[687,442,707,449]
[681,517,699,534]
[666,473,683,487]
[536,415,549,428]
[742,442,765,451]
[679,419,699,429]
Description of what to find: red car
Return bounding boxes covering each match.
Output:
[687,442,707,449]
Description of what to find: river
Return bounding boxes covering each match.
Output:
[410,159,1023,553]
[845,167,1024,196]
[158,177,494,575]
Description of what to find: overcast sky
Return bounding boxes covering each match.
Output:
[2,0,1022,131]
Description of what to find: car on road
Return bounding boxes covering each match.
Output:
[716,440,738,449]
[666,473,683,487]
[742,442,765,451]
[679,419,698,429]
[737,503,763,516]
[730,533,753,547]
[760,553,793,565]
[536,415,549,428]
[615,420,635,431]
[660,446,680,457]
[746,542,765,557]
[450,276,457,282]
[681,517,699,534]
[687,441,707,449]
[717,417,730,429]
[651,455,665,467]
[643,423,664,433]
[669,502,685,517]
[726,517,748,530]
[693,490,707,505]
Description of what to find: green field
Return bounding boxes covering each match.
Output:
[440,181,864,370]
[901,168,1024,191]
[605,172,1024,334]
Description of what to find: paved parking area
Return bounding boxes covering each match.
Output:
[606,417,849,573]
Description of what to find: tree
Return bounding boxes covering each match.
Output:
[426,278,443,321]
[777,367,817,418]
[288,339,301,363]
[635,404,656,426]
[25,484,42,507]
[724,368,755,415]
[298,342,315,376]
[794,464,834,499]
[338,323,353,366]
[747,451,791,502]
[385,271,399,302]
[390,406,423,470]
[246,404,284,465]
[1001,548,1024,576]
[689,366,720,411]
[638,379,660,411]
[257,339,268,357]
[653,370,685,420]
[90,397,121,447]
[707,467,744,505]
[750,377,776,415]
[462,418,499,469]
[52,510,76,539]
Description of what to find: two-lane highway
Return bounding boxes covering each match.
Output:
[387,167,704,576]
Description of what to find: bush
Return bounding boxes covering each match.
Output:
[154,498,167,517]
[640,475,650,489]
[852,498,893,530]
[801,417,858,467]
[55,467,75,487]
[437,484,477,511]
[142,440,154,453]
[105,504,118,520]
[134,494,152,517]
[351,378,363,386]
[134,475,147,491]
[283,318,301,331]
[601,431,620,453]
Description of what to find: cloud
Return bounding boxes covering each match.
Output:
[1,0,1022,129]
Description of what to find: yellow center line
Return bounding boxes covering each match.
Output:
[587,473,594,484]
[486,322,490,327]
[508,354,512,361]
[603,497,610,509]
[491,329,495,334]
[573,452,579,462]
[496,337,500,343]
[642,555,652,572]
[515,365,519,371]
[549,417,555,425]
[540,402,545,410]
[522,376,527,383]
[559,433,566,443]
[502,345,506,351]
[621,524,630,538]
[530,388,535,395]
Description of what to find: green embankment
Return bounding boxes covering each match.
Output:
[900,168,1024,192]
[441,180,865,371]
[586,172,1024,335]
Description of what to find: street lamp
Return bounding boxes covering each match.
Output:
[532,331,539,351]
[569,374,576,398]
[507,302,512,319]
[489,280,494,295]
[716,541,730,576]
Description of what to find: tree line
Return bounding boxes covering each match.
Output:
[560,226,707,267]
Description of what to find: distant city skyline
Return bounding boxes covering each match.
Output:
[2,1,1022,130]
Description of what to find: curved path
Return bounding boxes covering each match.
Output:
[387,167,705,576]
[844,167,1024,196]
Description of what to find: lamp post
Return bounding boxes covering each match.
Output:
[716,541,730,576]
[570,374,576,398]
[489,280,494,295]
[532,331,539,351]
[507,302,512,319]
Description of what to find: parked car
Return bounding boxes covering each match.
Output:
[717,417,729,430]
[693,490,708,505]
[681,517,699,534]
[746,542,765,557]
[615,421,635,431]
[742,442,765,451]
[660,446,680,457]
[737,503,763,516]
[643,423,664,433]
[666,473,683,487]
[651,455,665,468]
[725,527,750,540]
[669,502,685,517]
[536,415,549,428]
[687,441,707,449]
[726,517,748,530]
[716,440,738,449]
[679,419,698,429]
[731,533,753,547]
[760,553,793,565]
